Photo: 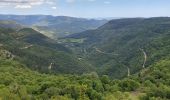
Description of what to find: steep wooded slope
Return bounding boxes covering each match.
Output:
[0,27,93,74]
[64,17,170,78]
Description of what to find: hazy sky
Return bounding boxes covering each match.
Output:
[0,0,169,18]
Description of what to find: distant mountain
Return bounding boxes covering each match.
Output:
[63,17,170,78]
[0,15,108,39]
[0,20,22,29]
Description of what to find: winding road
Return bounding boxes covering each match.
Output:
[48,63,53,70]
[20,45,33,50]
[127,67,130,77]
[93,47,119,55]
[93,47,130,76]
[140,48,147,68]
[93,47,147,77]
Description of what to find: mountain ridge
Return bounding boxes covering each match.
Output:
[0,15,108,39]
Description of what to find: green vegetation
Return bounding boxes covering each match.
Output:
[0,27,93,74]
[0,55,169,99]
[0,17,170,100]
[65,17,170,78]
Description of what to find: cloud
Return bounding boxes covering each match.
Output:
[88,0,96,2]
[66,0,76,3]
[104,1,111,4]
[0,0,44,5]
[0,0,55,8]
[51,6,57,9]
[0,0,99,8]
[15,5,32,9]
[65,0,97,3]
[46,1,55,5]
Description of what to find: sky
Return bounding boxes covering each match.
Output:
[0,0,169,18]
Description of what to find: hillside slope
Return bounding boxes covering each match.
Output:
[64,17,170,78]
[0,27,93,74]
[0,50,169,100]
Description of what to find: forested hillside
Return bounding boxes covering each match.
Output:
[63,17,170,78]
[0,49,169,99]
[0,27,93,74]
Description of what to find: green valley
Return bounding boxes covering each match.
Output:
[0,17,170,100]
[64,17,170,78]
[0,26,93,74]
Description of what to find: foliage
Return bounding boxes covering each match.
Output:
[0,59,133,100]
[64,17,170,78]
[0,18,170,100]
[0,27,93,74]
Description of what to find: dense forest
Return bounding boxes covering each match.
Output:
[0,27,93,74]
[64,17,170,78]
[0,17,170,100]
[0,51,170,99]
